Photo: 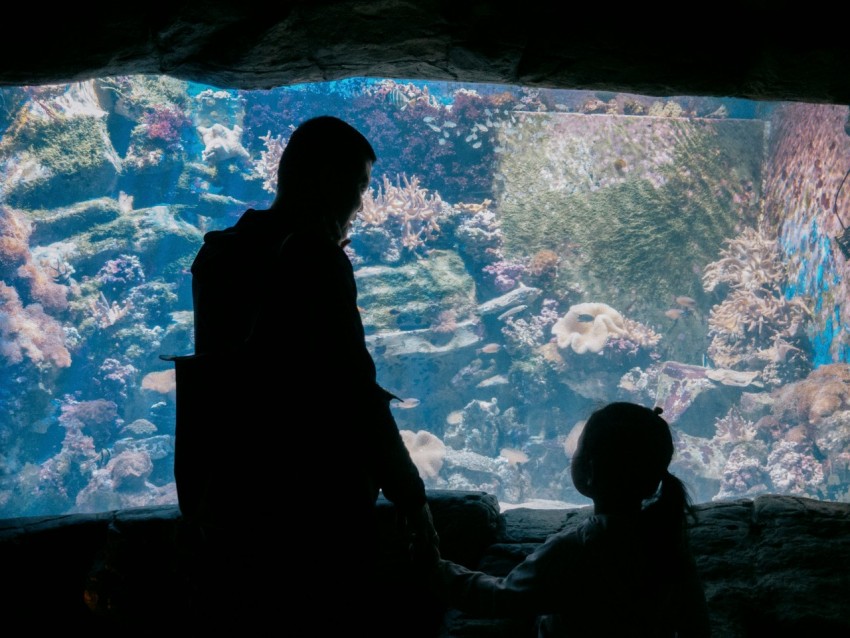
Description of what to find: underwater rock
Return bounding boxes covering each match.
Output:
[198,123,250,164]
[444,398,502,457]
[438,448,533,504]
[1,86,121,209]
[477,284,542,316]
[672,430,725,503]
[119,418,158,437]
[28,198,122,245]
[367,320,481,358]
[357,250,478,333]
[655,361,741,437]
[113,435,174,463]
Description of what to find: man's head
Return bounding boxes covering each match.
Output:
[273,116,376,240]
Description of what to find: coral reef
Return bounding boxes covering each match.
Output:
[760,103,850,366]
[198,123,250,164]
[703,226,812,385]
[501,298,561,354]
[253,130,284,194]
[552,302,626,354]
[552,302,660,355]
[0,282,71,369]
[400,430,447,481]
[354,173,449,263]
[1,76,849,519]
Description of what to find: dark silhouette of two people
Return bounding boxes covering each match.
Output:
[175,115,440,634]
[174,113,709,637]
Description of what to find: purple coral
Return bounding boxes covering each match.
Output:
[95,255,145,296]
[143,104,191,150]
[502,299,560,351]
[482,259,528,293]
[96,357,139,402]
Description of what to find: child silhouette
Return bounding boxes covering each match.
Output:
[434,402,711,637]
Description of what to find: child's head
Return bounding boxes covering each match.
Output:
[571,402,674,507]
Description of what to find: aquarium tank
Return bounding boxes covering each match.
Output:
[2,75,850,519]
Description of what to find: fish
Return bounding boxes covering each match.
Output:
[500,448,530,466]
[665,308,687,320]
[472,141,482,149]
[478,343,502,354]
[675,295,697,308]
[613,158,627,173]
[577,313,596,323]
[395,397,421,409]
[477,374,509,388]
[387,86,412,109]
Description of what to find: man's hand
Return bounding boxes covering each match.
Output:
[409,503,441,567]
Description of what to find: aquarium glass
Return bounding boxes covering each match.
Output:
[2,76,850,518]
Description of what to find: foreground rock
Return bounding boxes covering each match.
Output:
[0,492,847,635]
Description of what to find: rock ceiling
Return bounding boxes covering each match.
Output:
[4,2,850,105]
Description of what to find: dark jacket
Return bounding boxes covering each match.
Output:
[187,207,426,543]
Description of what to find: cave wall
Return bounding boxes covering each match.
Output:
[3,1,849,105]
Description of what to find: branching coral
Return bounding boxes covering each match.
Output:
[713,408,757,445]
[482,259,527,292]
[703,226,811,377]
[88,292,132,329]
[253,130,285,194]
[0,206,70,312]
[356,173,446,257]
[703,227,786,294]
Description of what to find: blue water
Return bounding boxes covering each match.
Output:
[0,76,848,518]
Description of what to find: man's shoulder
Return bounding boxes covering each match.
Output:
[194,210,277,263]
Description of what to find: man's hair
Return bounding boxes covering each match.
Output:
[276,115,376,196]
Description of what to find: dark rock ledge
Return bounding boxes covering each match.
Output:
[1,492,848,635]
